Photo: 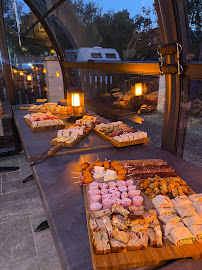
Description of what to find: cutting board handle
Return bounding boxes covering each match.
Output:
[47,144,62,156]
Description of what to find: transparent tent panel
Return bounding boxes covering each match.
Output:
[65,67,165,147]
[47,0,161,61]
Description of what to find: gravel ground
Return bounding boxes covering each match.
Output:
[120,112,202,167]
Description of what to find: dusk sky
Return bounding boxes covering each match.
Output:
[83,0,155,18]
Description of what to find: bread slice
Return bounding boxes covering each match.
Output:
[110,238,127,253]
[112,227,130,244]
[143,210,157,223]
[129,206,145,215]
[93,231,111,255]
[111,215,127,231]
[93,209,112,219]
[153,225,163,247]
[147,227,157,246]
[131,223,149,233]
[101,215,113,236]
[127,231,140,251]
[89,218,98,232]
[112,203,130,216]
[137,231,149,249]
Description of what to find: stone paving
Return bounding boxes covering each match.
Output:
[0,153,62,270]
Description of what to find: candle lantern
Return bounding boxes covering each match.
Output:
[131,83,147,109]
[67,88,85,121]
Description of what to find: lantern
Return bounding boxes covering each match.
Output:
[19,71,24,76]
[13,69,17,74]
[131,83,146,109]
[43,68,46,73]
[27,75,32,81]
[56,71,60,77]
[67,88,85,121]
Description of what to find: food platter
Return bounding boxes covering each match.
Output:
[93,128,150,147]
[24,118,65,131]
[82,159,202,270]
[50,127,92,148]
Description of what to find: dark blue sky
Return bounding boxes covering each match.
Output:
[83,0,154,18]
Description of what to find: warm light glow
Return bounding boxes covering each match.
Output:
[56,71,60,77]
[50,49,54,54]
[134,83,143,96]
[35,67,38,71]
[43,68,46,73]
[72,93,80,107]
[27,75,32,81]
[19,71,24,76]
[13,69,17,73]
[31,65,34,69]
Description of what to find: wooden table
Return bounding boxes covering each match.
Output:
[12,105,113,161]
[32,145,202,270]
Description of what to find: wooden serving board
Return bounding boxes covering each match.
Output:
[83,159,202,270]
[50,128,92,148]
[93,128,150,147]
[24,118,65,131]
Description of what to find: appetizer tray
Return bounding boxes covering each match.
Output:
[24,118,65,131]
[93,128,150,148]
[20,106,86,115]
[83,159,202,270]
[21,106,68,115]
[50,128,92,148]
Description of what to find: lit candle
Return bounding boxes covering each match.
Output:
[72,93,80,107]
[134,83,143,96]
[27,75,32,81]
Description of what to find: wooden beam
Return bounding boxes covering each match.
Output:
[0,0,14,104]
[63,62,160,75]
[183,63,202,80]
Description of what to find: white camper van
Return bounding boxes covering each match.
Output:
[65,47,121,62]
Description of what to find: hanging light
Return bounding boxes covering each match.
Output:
[19,71,24,76]
[31,65,34,69]
[13,69,17,74]
[43,68,46,73]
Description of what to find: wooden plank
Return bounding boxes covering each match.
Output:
[93,128,150,148]
[24,118,65,132]
[63,62,160,76]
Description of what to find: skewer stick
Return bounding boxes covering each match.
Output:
[71,172,80,174]
[73,181,82,184]
[80,155,84,164]
[71,176,81,178]
[97,155,99,161]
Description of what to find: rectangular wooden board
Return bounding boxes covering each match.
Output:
[24,118,65,131]
[50,128,92,148]
[83,159,202,270]
[20,106,68,115]
[93,128,150,147]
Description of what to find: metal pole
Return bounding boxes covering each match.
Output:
[0,0,15,104]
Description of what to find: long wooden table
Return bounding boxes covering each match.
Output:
[32,145,202,270]
[13,105,202,270]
